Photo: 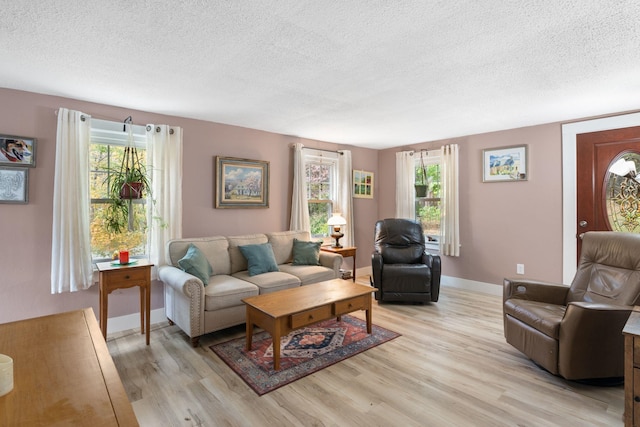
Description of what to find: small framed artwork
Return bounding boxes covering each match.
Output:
[353,169,374,198]
[482,145,528,182]
[215,156,269,208]
[0,135,36,167]
[0,167,28,204]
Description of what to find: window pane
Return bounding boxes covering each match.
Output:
[309,202,331,237]
[606,153,640,233]
[89,141,148,260]
[415,158,441,241]
[416,199,441,238]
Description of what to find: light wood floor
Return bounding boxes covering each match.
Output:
[107,278,625,427]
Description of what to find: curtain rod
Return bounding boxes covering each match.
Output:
[55,109,174,133]
[301,147,344,155]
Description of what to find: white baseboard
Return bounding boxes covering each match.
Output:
[107,308,165,334]
[356,266,502,296]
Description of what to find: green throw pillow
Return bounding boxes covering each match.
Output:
[178,244,213,285]
[238,243,279,276]
[292,238,322,266]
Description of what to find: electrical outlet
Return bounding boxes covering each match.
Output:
[516,264,525,275]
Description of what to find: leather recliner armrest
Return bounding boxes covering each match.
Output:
[503,278,569,305]
[558,302,633,379]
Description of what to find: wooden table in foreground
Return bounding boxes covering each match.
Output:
[243,279,376,370]
[0,308,138,426]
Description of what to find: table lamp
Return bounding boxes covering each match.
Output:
[328,213,347,248]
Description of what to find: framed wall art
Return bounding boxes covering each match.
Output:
[215,156,269,208]
[0,135,36,167]
[482,145,528,182]
[0,167,28,204]
[353,169,374,198]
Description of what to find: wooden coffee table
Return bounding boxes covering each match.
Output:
[242,279,376,370]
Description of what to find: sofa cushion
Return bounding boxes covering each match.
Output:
[503,299,566,339]
[232,270,301,294]
[204,275,259,311]
[292,238,322,266]
[239,243,279,276]
[267,230,311,265]
[178,244,213,285]
[278,264,336,285]
[166,236,231,275]
[227,234,268,274]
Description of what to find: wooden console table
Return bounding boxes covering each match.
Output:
[624,309,640,426]
[97,259,153,345]
[243,279,375,370]
[320,245,357,282]
[0,308,138,426]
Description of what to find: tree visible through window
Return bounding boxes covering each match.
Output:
[415,154,441,243]
[305,154,337,239]
[89,124,148,260]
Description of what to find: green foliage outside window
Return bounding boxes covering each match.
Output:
[416,162,441,238]
[90,143,148,259]
[306,161,334,238]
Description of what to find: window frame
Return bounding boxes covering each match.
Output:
[89,120,149,262]
[415,151,441,251]
[303,151,339,242]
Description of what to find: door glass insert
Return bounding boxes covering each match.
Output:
[606,152,640,233]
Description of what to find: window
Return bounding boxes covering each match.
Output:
[304,152,338,239]
[415,152,441,246]
[89,120,148,260]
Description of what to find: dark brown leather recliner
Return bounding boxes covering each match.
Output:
[503,231,640,381]
[371,218,441,303]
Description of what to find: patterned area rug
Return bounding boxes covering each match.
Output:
[210,315,400,395]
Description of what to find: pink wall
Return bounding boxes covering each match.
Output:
[0,88,379,324]
[378,124,564,287]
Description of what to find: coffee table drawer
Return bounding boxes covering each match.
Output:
[335,295,367,315]
[290,305,332,328]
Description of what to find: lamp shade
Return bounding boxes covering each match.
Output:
[327,213,347,226]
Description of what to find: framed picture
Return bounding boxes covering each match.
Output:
[0,167,28,204]
[0,135,36,167]
[353,169,374,198]
[482,145,528,182]
[215,156,269,208]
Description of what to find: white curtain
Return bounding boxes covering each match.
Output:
[440,144,460,256]
[51,108,93,293]
[337,150,354,247]
[146,124,183,269]
[395,151,415,218]
[289,143,310,232]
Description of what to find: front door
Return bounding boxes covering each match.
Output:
[576,125,640,259]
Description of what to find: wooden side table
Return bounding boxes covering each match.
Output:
[320,245,357,282]
[96,259,153,345]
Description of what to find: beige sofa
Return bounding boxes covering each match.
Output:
[158,230,343,346]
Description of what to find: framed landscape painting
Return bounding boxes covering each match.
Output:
[353,170,374,198]
[482,145,528,182]
[0,135,36,167]
[215,156,269,208]
[0,167,28,204]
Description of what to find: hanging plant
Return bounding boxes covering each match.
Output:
[103,120,153,235]
[415,150,428,198]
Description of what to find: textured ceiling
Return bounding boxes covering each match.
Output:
[2,1,640,149]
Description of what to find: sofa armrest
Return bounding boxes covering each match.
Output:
[319,251,343,277]
[159,265,204,296]
[158,265,206,339]
[503,278,569,305]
